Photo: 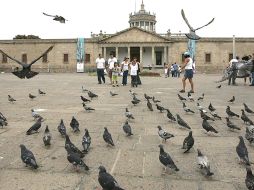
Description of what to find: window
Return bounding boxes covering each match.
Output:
[63,54,69,63]
[2,54,7,63]
[85,54,90,63]
[42,54,48,63]
[229,53,233,62]
[205,53,211,63]
[22,54,27,63]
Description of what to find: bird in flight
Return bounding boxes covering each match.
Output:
[43,12,68,23]
[0,46,53,79]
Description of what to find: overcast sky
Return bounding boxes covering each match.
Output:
[1,0,253,40]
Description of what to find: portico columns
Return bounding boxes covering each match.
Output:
[152,46,155,68]
[140,46,143,67]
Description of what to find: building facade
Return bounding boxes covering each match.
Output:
[1,2,254,73]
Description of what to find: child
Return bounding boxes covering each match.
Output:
[112,62,120,87]
[164,64,169,78]
[130,60,138,87]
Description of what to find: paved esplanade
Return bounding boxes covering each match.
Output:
[0,73,253,190]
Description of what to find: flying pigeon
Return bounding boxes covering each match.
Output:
[58,119,66,137]
[152,96,161,103]
[70,116,80,133]
[88,91,98,99]
[228,96,235,103]
[0,46,53,79]
[144,93,152,100]
[226,117,241,131]
[103,127,114,146]
[43,125,52,146]
[80,96,91,103]
[110,91,118,96]
[208,103,216,112]
[236,136,250,165]
[66,147,89,172]
[245,166,254,190]
[147,99,153,111]
[125,108,134,120]
[182,131,194,153]
[123,121,133,136]
[20,144,38,169]
[43,12,68,23]
[245,125,254,144]
[197,93,205,101]
[158,144,179,172]
[82,129,91,153]
[226,106,239,118]
[157,125,174,142]
[156,104,166,113]
[26,117,43,135]
[241,110,254,125]
[177,94,186,101]
[202,119,218,134]
[243,103,254,114]
[29,93,36,100]
[38,89,46,95]
[197,149,214,176]
[176,114,191,129]
[166,109,176,122]
[183,102,195,114]
[65,134,85,158]
[82,103,95,112]
[98,165,124,190]
[187,92,194,102]
[8,95,16,103]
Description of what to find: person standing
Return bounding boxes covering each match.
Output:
[107,52,117,84]
[132,57,141,85]
[130,59,138,87]
[173,62,179,77]
[95,54,105,84]
[179,52,194,93]
[228,56,239,85]
[112,62,120,87]
[121,57,129,85]
[250,58,254,86]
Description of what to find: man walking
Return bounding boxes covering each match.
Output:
[95,54,105,84]
[228,56,239,85]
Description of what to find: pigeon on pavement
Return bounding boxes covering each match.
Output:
[244,103,254,114]
[183,102,195,114]
[176,114,191,129]
[125,108,134,119]
[202,119,218,134]
[177,94,186,101]
[166,109,176,122]
[38,89,46,95]
[123,121,133,136]
[197,93,204,101]
[158,144,179,172]
[144,93,152,100]
[70,116,80,133]
[58,119,67,137]
[82,86,88,93]
[182,131,194,153]
[129,90,137,96]
[26,117,43,135]
[20,144,38,169]
[210,111,222,120]
[216,84,221,88]
[152,96,161,103]
[228,96,235,103]
[98,165,124,190]
[82,103,95,112]
[31,109,43,121]
[245,125,254,144]
[187,92,194,102]
[80,96,91,103]
[43,125,52,146]
[88,91,98,99]
[147,99,153,111]
[197,149,214,176]
[157,125,174,142]
[8,95,16,103]
[66,147,89,172]
[245,166,254,190]
[131,99,140,106]
[103,127,115,146]
[208,103,216,112]
[156,104,166,113]
[29,93,36,100]
[110,91,118,96]
[82,129,91,153]
[236,136,250,165]
[226,117,241,130]
[241,110,254,125]
[226,106,239,118]
[65,134,85,158]
[200,110,215,121]
[197,103,207,113]
[0,118,8,128]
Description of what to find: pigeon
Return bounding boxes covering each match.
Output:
[65,134,85,158]
[177,94,186,101]
[208,103,216,112]
[82,103,95,112]
[244,103,254,114]
[103,127,115,146]
[187,92,194,102]
[20,144,38,169]
[98,166,124,190]
[129,90,137,96]
[0,46,53,79]
[176,114,191,129]
[147,99,153,111]
[43,125,52,146]
[0,112,7,122]
[123,121,133,136]
[88,91,98,99]
[210,111,222,120]
[125,108,134,119]
[158,144,179,172]
[183,102,195,114]
[226,106,239,118]
[228,96,235,103]
[26,117,43,135]
[245,125,254,144]
[197,93,204,101]
[182,131,194,153]
[131,99,140,106]
[43,12,68,23]
[8,95,16,103]
[166,109,176,122]
[216,84,221,88]
[236,136,250,165]
[82,129,91,153]
[202,119,218,134]
[0,118,8,128]
[157,125,174,142]
[29,93,36,100]
[226,117,241,130]
[152,96,161,103]
[245,166,254,190]
[66,147,89,172]
[31,109,43,120]
[197,103,207,113]
[110,91,118,96]
[82,86,88,93]
[132,94,141,102]
[197,149,214,176]
[70,116,80,133]
[38,89,46,95]
[144,93,152,100]
[156,104,166,113]
[200,110,215,121]
[58,119,67,137]
[241,110,254,125]
[80,96,91,103]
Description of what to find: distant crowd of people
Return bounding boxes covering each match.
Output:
[164,62,182,78]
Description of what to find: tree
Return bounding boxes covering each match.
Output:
[13,35,40,39]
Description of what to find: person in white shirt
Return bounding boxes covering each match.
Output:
[228,56,239,85]
[130,58,138,87]
[107,52,117,84]
[179,52,194,93]
[95,54,105,84]
[121,57,129,85]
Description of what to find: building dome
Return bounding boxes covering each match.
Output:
[129,0,156,32]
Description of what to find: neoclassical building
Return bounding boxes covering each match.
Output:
[1,1,254,73]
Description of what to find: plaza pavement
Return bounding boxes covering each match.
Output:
[0,73,253,190]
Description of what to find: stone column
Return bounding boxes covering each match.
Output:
[128,47,130,60]
[140,46,143,68]
[164,46,167,64]
[152,46,155,68]
[115,46,118,60]
[103,47,106,59]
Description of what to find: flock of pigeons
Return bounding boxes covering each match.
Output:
[1,84,254,190]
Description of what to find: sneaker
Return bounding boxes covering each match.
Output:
[116,85,119,87]
[179,89,185,93]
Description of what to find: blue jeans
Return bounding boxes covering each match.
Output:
[122,70,128,85]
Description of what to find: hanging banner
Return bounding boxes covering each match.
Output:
[77,38,85,72]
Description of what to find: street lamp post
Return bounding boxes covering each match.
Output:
[233,35,236,59]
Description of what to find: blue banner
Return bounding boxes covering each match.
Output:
[77,38,85,72]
